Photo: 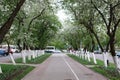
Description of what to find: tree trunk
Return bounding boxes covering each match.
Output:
[21,50,26,63]
[9,53,16,65]
[6,40,10,53]
[109,37,116,56]
[113,56,120,73]
[106,39,110,52]
[0,66,2,73]
[92,30,104,52]
[0,0,25,43]
[28,50,32,60]
[17,39,22,52]
[87,51,91,62]
[109,36,120,73]
[103,52,108,67]
[92,52,97,64]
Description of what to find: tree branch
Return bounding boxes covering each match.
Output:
[69,5,78,21]
[113,2,120,9]
[108,4,112,29]
[28,8,46,31]
[91,0,108,27]
[113,18,120,36]
[102,0,109,4]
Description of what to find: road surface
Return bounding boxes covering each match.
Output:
[0,53,21,63]
[22,54,108,80]
[95,54,120,63]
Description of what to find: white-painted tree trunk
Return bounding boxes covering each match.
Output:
[41,50,44,55]
[32,51,35,59]
[79,51,82,59]
[76,51,78,56]
[70,50,72,54]
[0,66,2,73]
[28,54,31,60]
[92,52,97,64]
[84,53,87,60]
[9,53,16,65]
[113,56,120,73]
[82,53,84,59]
[21,50,26,63]
[36,50,38,57]
[38,50,41,56]
[103,52,108,67]
[34,51,36,58]
[81,50,84,59]
[78,51,80,57]
[87,51,91,62]
[28,50,31,60]
[75,51,77,56]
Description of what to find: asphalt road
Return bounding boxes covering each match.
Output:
[0,52,119,64]
[22,54,107,80]
[0,53,21,63]
[95,53,120,63]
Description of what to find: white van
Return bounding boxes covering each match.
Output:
[44,46,55,53]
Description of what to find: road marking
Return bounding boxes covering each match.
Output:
[63,57,79,80]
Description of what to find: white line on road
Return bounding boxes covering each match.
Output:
[63,57,79,80]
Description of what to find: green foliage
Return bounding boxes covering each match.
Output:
[0,0,18,26]
[0,0,62,49]
[47,32,67,49]
[30,14,62,49]
[63,25,90,50]
[49,39,66,49]
[116,27,120,47]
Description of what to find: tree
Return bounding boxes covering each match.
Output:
[31,14,61,49]
[0,0,26,43]
[61,0,105,52]
[91,0,120,73]
[61,0,120,73]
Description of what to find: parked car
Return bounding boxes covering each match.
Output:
[53,49,62,53]
[116,53,120,58]
[116,50,120,58]
[10,46,19,53]
[94,50,102,54]
[1,45,18,53]
[0,48,8,56]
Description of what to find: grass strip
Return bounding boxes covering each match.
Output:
[67,54,120,80]
[0,64,34,80]
[0,54,51,80]
[15,53,52,64]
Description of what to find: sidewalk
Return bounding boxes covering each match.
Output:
[22,54,108,80]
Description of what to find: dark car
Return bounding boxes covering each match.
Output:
[0,48,8,56]
[116,51,120,58]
